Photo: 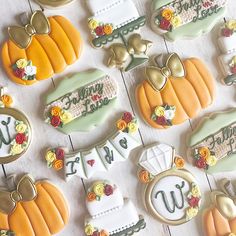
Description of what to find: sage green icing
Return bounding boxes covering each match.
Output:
[152,0,226,41]
[45,69,118,134]
[125,57,149,72]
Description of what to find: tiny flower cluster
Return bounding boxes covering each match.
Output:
[186,183,201,220]
[151,105,176,126]
[45,148,65,171]
[88,18,114,37]
[138,169,154,184]
[10,120,29,156]
[0,230,15,236]
[221,19,236,37]
[116,112,138,133]
[0,94,13,108]
[84,224,109,236]
[155,8,182,31]
[193,147,217,170]
[12,59,36,81]
[46,106,73,128]
[87,182,114,202]
[229,56,236,74]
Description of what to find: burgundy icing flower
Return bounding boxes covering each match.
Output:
[14,68,25,78]
[195,157,207,169]
[51,116,61,128]
[122,112,133,123]
[92,231,100,236]
[231,66,236,74]
[188,197,200,208]
[104,184,113,196]
[56,148,65,160]
[222,28,233,37]
[159,18,171,31]
[95,26,105,36]
[15,133,27,144]
[156,116,167,126]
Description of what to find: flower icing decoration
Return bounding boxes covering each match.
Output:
[45,147,65,171]
[10,120,29,155]
[84,224,109,236]
[229,56,236,74]
[138,169,154,184]
[0,230,15,236]
[151,105,176,126]
[12,59,37,81]
[221,19,236,37]
[88,18,114,37]
[174,156,185,169]
[0,92,13,108]
[116,112,138,133]
[193,147,217,170]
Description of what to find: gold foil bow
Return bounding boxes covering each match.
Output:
[0,175,37,214]
[8,10,50,49]
[145,53,185,91]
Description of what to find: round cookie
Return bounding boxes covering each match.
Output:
[35,0,74,8]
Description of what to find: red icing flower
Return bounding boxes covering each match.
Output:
[188,197,200,208]
[15,133,27,144]
[222,28,233,37]
[156,116,167,126]
[56,148,65,160]
[231,66,236,74]
[122,112,133,123]
[104,184,113,196]
[14,68,25,78]
[159,19,171,31]
[95,26,105,36]
[92,231,100,236]
[195,157,207,169]
[51,116,61,128]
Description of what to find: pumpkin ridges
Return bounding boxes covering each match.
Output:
[0,213,9,229]
[212,208,231,235]
[204,209,218,236]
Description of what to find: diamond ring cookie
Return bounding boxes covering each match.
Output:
[2,10,82,85]
[0,88,31,164]
[35,0,74,8]
[84,180,146,236]
[136,53,215,129]
[137,143,201,225]
[151,0,228,41]
[187,109,236,174]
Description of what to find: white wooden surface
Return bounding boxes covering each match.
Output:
[0,0,236,235]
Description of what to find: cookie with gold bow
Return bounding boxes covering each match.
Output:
[0,174,69,236]
[136,53,216,128]
[2,10,82,85]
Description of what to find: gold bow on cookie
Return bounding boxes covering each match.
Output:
[0,175,37,214]
[145,53,185,91]
[8,10,50,49]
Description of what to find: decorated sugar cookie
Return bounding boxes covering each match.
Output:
[35,0,74,8]
[0,174,69,236]
[86,0,152,71]
[151,0,228,41]
[204,179,236,236]
[84,180,146,236]
[187,109,236,174]
[44,69,118,134]
[0,88,31,164]
[137,143,201,225]
[218,19,236,85]
[2,10,82,85]
[45,112,140,180]
[136,53,215,129]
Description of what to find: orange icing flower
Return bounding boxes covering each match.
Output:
[1,95,13,107]
[199,147,210,159]
[100,230,109,236]
[53,160,64,170]
[174,156,185,168]
[51,106,61,116]
[104,25,113,35]
[161,8,174,21]
[87,192,96,202]
[138,169,151,183]
[116,119,127,131]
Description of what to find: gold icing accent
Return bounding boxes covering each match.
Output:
[8,10,50,49]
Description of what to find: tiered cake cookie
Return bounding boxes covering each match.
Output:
[84,180,146,236]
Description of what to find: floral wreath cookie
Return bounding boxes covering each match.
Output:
[151,0,228,41]
[137,143,201,225]
[0,174,69,236]
[84,180,146,236]
[0,87,31,164]
[2,10,82,85]
[218,19,236,85]
[86,0,152,71]
[187,109,236,174]
[35,0,75,8]
[136,52,215,129]
[45,112,140,181]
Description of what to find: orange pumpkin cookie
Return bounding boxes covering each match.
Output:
[1,10,82,85]
[0,174,69,236]
[136,53,215,128]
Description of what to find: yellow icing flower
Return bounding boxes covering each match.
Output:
[186,207,198,220]
[84,224,94,235]
[10,143,23,155]
[116,119,127,131]
[104,24,113,35]
[206,155,217,167]
[45,151,56,163]
[233,56,236,64]
[191,184,201,198]
[161,8,174,21]
[93,182,105,197]
[1,95,13,107]
[60,111,73,124]
[16,59,28,68]
[51,106,61,116]
[199,147,210,159]
[16,123,27,133]
[154,106,165,117]
[171,15,182,28]
[88,19,98,30]
[127,122,138,133]
[226,20,236,30]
